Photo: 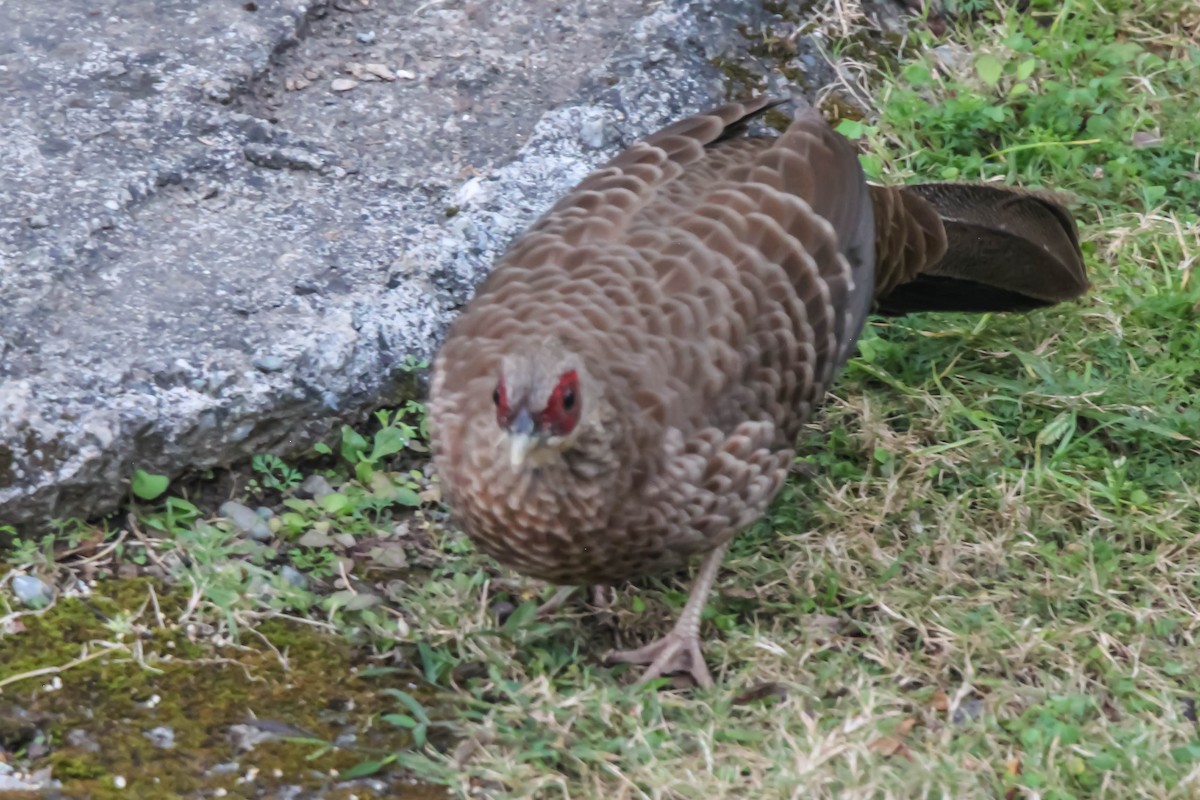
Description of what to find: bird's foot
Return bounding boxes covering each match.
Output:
[605,629,714,689]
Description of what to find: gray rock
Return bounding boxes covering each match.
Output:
[279,564,308,589]
[144,725,176,749]
[219,501,273,542]
[11,574,52,607]
[0,0,837,530]
[298,474,335,500]
[0,774,42,792]
[65,728,101,753]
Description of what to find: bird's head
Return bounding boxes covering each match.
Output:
[492,340,589,469]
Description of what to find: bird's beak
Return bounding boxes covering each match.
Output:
[508,408,537,467]
[509,433,537,467]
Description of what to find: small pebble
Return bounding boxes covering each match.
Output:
[144,726,176,749]
[299,474,335,500]
[363,63,395,81]
[490,599,516,624]
[279,565,308,589]
[579,117,605,149]
[66,728,101,753]
[26,213,49,229]
[113,775,127,789]
[331,78,359,92]
[219,501,273,542]
[220,500,259,529]
[229,723,276,753]
[12,575,52,607]
[297,529,334,548]
[246,523,272,542]
[255,506,274,520]
[356,30,376,44]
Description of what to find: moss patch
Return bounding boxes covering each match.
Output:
[0,579,444,799]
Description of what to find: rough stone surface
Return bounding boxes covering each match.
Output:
[0,0,844,530]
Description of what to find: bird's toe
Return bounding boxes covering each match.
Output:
[606,631,714,689]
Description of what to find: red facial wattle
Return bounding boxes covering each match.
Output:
[539,369,581,436]
[493,370,580,436]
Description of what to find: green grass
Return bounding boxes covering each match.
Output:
[4,0,1200,797]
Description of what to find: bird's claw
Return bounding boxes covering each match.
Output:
[605,630,714,689]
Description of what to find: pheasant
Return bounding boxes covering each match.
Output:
[427,96,1088,688]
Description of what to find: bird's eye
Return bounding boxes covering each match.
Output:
[561,387,576,411]
[492,387,501,406]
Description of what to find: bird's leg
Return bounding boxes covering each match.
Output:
[591,585,615,610]
[605,542,729,689]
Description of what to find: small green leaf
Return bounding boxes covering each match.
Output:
[1172,743,1200,764]
[902,61,933,86]
[319,492,350,515]
[1016,58,1037,80]
[393,486,422,507]
[166,497,201,517]
[339,758,390,779]
[503,600,539,632]
[382,713,418,729]
[975,54,1003,86]
[858,153,883,182]
[313,441,332,455]
[369,426,409,461]
[340,425,369,463]
[355,460,375,486]
[381,688,431,725]
[834,119,866,140]
[131,469,170,501]
[417,641,442,684]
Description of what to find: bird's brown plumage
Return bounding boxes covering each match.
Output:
[427,97,1088,685]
